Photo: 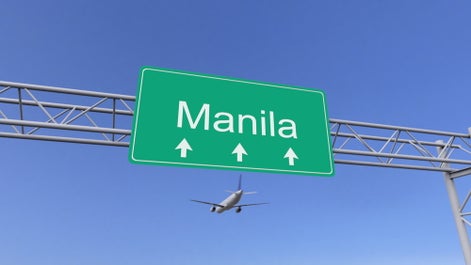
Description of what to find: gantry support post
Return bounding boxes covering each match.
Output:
[437,140,471,265]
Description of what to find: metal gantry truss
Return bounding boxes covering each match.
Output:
[0,81,133,146]
[2,80,471,263]
[331,118,471,173]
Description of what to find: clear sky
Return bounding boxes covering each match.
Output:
[1,1,471,264]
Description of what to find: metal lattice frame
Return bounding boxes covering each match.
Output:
[331,119,471,173]
[2,80,471,263]
[0,81,133,146]
[2,80,471,172]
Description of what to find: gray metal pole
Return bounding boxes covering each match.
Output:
[437,140,471,264]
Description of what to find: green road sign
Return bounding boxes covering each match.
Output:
[129,67,334,176]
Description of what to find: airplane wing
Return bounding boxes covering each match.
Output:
[235,202,269,207]
[191,199,225,208]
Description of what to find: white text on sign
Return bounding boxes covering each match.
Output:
[176,100,298,139]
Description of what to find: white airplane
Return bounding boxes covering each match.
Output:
[191,175,268,213]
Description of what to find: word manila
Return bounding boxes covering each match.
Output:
[176,100,298,139]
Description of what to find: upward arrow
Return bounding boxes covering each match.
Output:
[175,138,192,158]
[232,143,247,162]
[284,147,298,166]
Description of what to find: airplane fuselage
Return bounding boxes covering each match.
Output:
[212,190,243,213]
[191,175,267,214]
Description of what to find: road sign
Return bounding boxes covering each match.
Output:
[129,67,334,176]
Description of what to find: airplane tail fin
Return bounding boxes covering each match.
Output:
[238,174,242,191]
[226,175,256,194]
[238,174,256,194]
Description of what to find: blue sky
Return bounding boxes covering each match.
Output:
[1,1,471,264]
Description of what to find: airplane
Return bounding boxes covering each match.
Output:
[191,175,268,214]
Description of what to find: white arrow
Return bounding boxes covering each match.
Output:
[284,147,298,166]
[175,138,192,158]
[232,143,247,162]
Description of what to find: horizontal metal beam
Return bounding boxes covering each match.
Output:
[0,119,131,135]
[335,159,454,172]
[0,97,133,115]
[332,131,462,148]
[0,132,129,146]
[0,81,135,100]
[331,118,470,138]
[334,149,471,166]
[451,167,471,179]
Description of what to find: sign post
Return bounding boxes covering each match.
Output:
[129,67,334,176]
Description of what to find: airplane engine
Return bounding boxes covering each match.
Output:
[235,207,242,213]
[210,206,216,212]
